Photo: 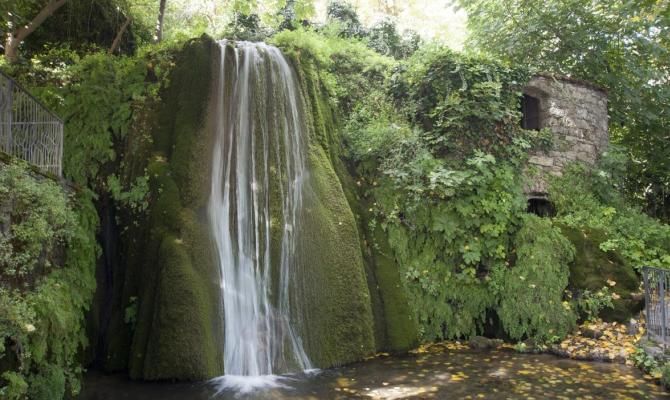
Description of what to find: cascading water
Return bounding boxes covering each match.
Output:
[208,40,313,391]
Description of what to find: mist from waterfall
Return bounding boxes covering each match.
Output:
[208,40,312,391]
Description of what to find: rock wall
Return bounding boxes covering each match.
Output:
[524,75,608,196]
[96,36,417,381]
[288,52,419,357]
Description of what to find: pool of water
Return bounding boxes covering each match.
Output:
[80,346,668,399]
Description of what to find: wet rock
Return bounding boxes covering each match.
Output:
[468,336,503,350]
[627,318,640,336]
[579,326,604,339]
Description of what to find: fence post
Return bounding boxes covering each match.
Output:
[644,267,651,340]
[661,272,667,348]
[7,78,13,154]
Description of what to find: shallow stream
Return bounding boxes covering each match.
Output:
[81,346,668,399]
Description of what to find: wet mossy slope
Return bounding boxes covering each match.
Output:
[100,36,416,380]
[287,50,419,358]
[125,36,223,380]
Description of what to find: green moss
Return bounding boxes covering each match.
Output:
[561,225,642,322]
[141,231,220,380]
[370,226,419,352]
[298,145,375,367]
[288,49,418,356]
[120,36,223,380]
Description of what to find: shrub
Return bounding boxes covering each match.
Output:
[495,215,577,341]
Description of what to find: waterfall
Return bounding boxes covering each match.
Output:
[208,40,313,389]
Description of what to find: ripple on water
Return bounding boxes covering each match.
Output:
[80,349,669,400]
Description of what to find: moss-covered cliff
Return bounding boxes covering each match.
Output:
[95,35,417,380]
[286,49,418,356]
[98,36,224,381]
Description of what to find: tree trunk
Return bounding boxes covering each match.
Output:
[109,16,132,54]
[4,0,67,63]
[155,0,167,43]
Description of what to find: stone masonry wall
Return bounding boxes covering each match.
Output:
[523,75,608,196]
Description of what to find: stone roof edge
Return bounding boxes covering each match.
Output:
[532,73,608,95]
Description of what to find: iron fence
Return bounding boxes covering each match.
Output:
[0,70,63,176]
[643,266,670,347]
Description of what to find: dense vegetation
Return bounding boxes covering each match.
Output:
[0,162,98,399]
[1,0,669,398]
[460,0,670,222]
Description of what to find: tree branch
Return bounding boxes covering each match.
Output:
[5,0,67,62]
[14,0,67,43]
[109,16,132,55]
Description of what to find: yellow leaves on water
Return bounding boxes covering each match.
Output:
[450,371,469,382]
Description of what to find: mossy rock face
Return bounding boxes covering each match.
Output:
[561,225,643,322]
[105,37,416,380]
[124,36,223,380]
[287,50,418,356]
[369,225,420,352]
[295,145,376,367]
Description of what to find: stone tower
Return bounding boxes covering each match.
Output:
[522,74,609,199]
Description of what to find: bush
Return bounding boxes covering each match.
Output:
[0,161,74,290]
[495,215,577,342]
[0,161,99,399]
[661,363,670,389]
[550,156,670,270]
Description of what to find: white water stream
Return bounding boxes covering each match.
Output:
[208,41,313,392]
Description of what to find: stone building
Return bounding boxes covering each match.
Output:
[522,74,609,206]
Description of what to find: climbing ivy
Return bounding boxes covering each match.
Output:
[344,44,576,342]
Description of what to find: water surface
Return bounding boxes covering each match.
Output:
[81,347,668,399]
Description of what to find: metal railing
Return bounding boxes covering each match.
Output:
[643,266,670,347]
[0,70,63,176]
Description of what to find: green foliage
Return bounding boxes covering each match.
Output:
[326,0,366,38]
[495,215,576,342]
[27,364,65,400]
[550,156,670,269]
[16,42,179,207]
[272,27,393,114]
[390,44,532,161]
[107,175,149,213]
[0,371,28,400]
[369,148,527,340]
[0,162,99,399]
[574,287,615,323]
[661,363,670,390]
[0,161,73,289]
[339,42,588,343]
[366,19,421,59]
[460,0,670,220]
[54,53,151,187]
[631,346,659,374]
[1,0,149,61]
